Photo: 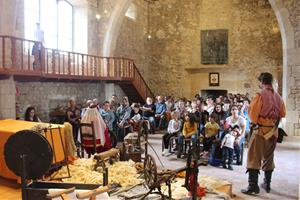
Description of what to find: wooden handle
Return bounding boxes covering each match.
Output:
[60,193,70,200]
[76,186,110,199]
[94,148,119,160]
[46,187,75,198]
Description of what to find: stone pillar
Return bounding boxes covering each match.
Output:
[103,0,133,56]
[105,83,115,101]
[269,0,300,137]
[0,76,16,119]
[0,0,23,36]
[104,83,126,102]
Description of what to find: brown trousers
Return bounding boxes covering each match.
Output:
[246,129,277,171]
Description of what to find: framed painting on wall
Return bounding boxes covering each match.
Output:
[209,72,219,86]
[201,29,228,64]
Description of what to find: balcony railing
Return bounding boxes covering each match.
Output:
[0,35,154,101]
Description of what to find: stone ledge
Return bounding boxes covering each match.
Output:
[185,65,229,73]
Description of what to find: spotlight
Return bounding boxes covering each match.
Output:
[95,13,101,20]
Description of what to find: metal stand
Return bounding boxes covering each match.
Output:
[4,130,102,200]
[46,126,71,180]
[20,154,28,200]
[141,140,202,200]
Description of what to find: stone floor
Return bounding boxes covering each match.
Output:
[147,132,300,200]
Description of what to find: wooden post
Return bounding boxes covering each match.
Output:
[58,51,61,75]
[68,52,71,75]
[62,53,65,75]
[52,49,56,74]
[27,41,30,70]
[82,54,84,76]
[107,58,110,77]
[2,37,5,68]
[21,40,24,70]
[41,45,45,73]
[11,38,16,69]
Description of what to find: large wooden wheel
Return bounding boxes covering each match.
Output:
[144,154,157,188]
[4,130,53,180]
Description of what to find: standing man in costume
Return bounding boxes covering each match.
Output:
[241,72,286,195]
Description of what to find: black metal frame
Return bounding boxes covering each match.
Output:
[141,140,202,200]
[45,126,71,180]
[13,129,102,200]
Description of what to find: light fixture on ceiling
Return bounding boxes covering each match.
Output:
[95,0,101,20]
[95,0,112,20]
[102,0,112,17]
[145,0,158,40]
[95,13,101,20]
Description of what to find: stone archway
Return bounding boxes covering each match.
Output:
[103,0,299,136]
[268,0,299,136]
[268,0,294,101]
[102,0,132,57]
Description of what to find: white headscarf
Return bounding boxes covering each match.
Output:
[81,107,106,145]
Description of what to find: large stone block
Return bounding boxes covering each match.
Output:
[284,121,295,136]
[293,123,300,136]
[291,65,300,75]
[1,108,15,119]
[287,48,300,65]
[286,110,299,124]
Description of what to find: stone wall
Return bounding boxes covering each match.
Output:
[0,0,23,36]
[126,0,282,98]
[87,0,101,55]
[0,77,16,119]
[16,81,106,122]
[152,0,282,98]
[104,83,127,103]
[284,0,300,48]
[114,0,150,82]
[280,0,300,136]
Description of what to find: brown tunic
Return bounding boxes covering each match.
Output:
[246,86,286,171]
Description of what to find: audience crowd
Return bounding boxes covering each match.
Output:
[22,92,252,169]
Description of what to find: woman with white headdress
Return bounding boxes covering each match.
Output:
[81,103,111,155]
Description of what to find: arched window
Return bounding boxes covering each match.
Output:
[24,0,73,51]
[125,3,137,21]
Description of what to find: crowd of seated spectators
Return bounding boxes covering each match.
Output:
[20,92,251,164]
[158,93,251,170]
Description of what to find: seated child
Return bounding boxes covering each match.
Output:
[177,113,198,158]
[203,113,220,157]
[221,126,238,170]
[128,103,142,132]
[162,111,181,155]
